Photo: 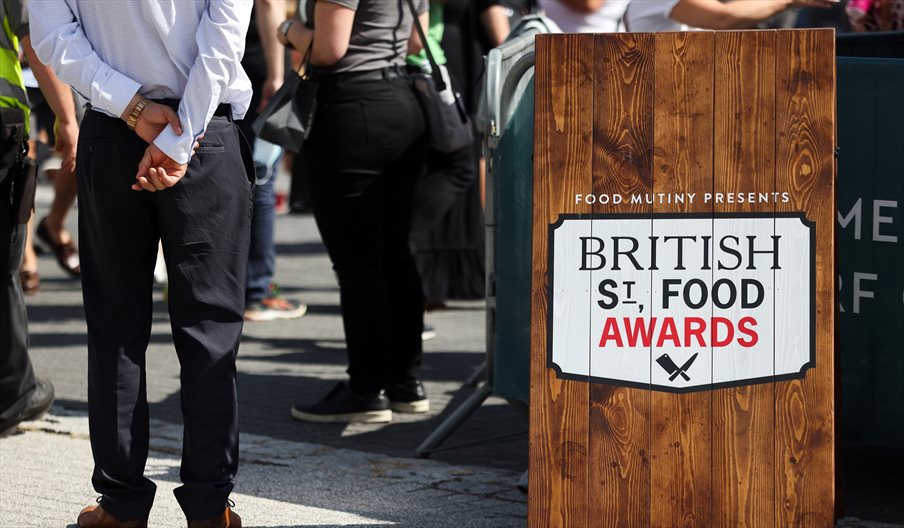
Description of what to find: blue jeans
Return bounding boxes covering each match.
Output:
[245,140,282,306]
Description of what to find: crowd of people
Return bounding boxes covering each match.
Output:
[0,0,901,527]
[0,0,501,526]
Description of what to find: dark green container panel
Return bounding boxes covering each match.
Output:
[836,57,904,446]
[836,32,904,58]
[491,77,534,404]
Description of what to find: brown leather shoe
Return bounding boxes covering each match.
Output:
[77,503,148,528]
[187,507,242,528]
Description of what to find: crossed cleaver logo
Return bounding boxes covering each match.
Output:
[656,353,699,382]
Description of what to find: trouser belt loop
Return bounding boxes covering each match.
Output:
[382,65,404,80]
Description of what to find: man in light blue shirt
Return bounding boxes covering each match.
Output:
[29,2,253,527]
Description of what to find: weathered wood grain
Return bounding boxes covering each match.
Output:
[529,33,594,528]
[773,28,836,528]
[712,30,777,528]
[650,31,715,528]
[588,33,653,528]
[530,29,835,526]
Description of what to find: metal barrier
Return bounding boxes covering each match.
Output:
[483,15,560,143]
[415,15,558,457]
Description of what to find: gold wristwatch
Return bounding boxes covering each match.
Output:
[126,99,149,131]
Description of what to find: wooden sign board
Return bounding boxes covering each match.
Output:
[530,30,835,527]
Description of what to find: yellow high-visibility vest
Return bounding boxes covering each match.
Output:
[0,5,31,124]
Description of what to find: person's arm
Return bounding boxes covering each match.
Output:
[408,11,431,56]
[283,1,355,66]
[151,0,253,165]
[29,0,139,121]
[279,1,356,67]
[480,4,511,46]
[11,0,78,174]
[21,35,78,174]
[669,0,837,30]
[255,0,287,110]
[28,1,181,149]
[557,0,606,14]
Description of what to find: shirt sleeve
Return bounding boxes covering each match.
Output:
[152,0,252,164]
[29,0,141,120]
[624,0,683,32]
[6,0,29,39]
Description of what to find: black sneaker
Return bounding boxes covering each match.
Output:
[0,377,54,437]
[21,378,54,421]
[291,382,391,423]
[385,380,430,414]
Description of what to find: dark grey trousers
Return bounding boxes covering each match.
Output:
[0,108,33,434]
[77,109,252,521]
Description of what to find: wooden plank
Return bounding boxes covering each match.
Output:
[649,31,715,528]
[773,29,836,527]
[587,33,653,528]
[712,30,777,527]
[529,33,594,528]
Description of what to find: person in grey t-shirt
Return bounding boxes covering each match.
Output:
[288,0,428,73]
[278,1,434,423]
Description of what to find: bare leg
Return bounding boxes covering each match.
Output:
[20,213,39,295]
[22,214,37,273]
[41,168,76,246]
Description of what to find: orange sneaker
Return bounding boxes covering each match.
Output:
[244,295,307,322]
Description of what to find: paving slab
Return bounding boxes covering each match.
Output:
[1,409,525,528]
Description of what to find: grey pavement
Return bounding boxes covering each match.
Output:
[2,410,524,527]
[2,178,528,527]
[19,180,527,472]
[1,177,901,527]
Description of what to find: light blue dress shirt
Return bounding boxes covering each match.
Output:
[29,0,254,164]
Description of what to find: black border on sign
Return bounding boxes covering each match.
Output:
[545,211,817,394]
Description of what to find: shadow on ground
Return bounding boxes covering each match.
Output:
[144,370,529,473]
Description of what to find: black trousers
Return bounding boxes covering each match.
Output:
[77,110,251,521]
[0,109,32,433]
[303,74,427,396]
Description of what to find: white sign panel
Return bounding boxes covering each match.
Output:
[547,213,815,392]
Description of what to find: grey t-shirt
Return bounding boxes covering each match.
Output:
[313,0,428,75]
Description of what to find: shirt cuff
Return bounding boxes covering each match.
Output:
[153,126,192,165]
[95,72,142,120]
